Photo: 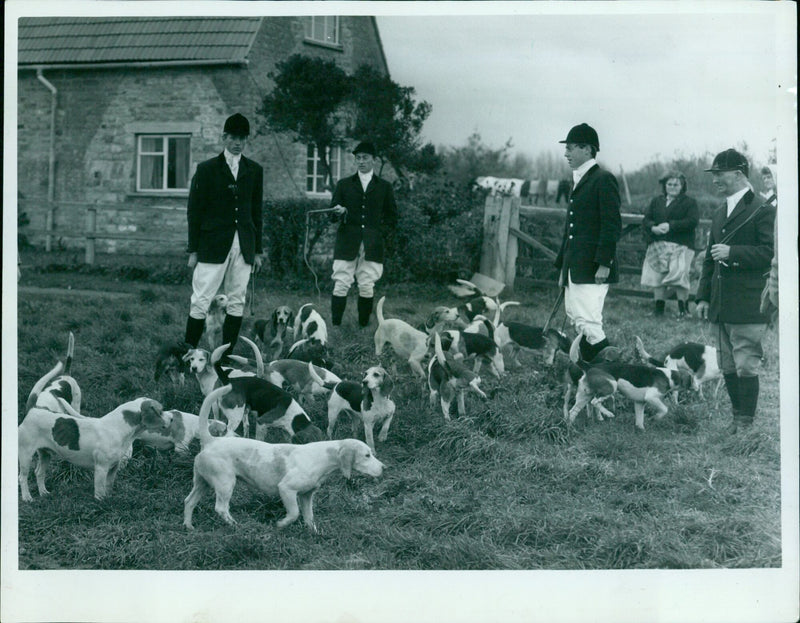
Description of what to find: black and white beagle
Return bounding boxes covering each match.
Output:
[438,329,505,378]
[567,361,694,430]
[211,344,325,443]
[294,303,328,344]
[287,337,336,372]
[635,336,722,399]
[427,332,487,421]
[308,362,396,452]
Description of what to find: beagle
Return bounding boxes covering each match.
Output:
[183,336,264,398]
[438,329,505,378]
[203,293,229,351]
[253,305,295,360]
[495,323,571,368]
[294,303,328,344]
[635,336,722,400]
[287,337,336,372]
[374,296,429,378]
[266,359,342,406]
[211,343,325,443]
[427,332,487,421]
[136,409,230,454]
[26,332,82,414]
[154,341,192,387]
[417,306,462,335]
[18,397,169,501]
[308,362,396,452]
[567,361,694,430]
[183,385,385,532]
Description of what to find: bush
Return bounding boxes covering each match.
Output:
[387,174,484,282]
[261,198,332,278]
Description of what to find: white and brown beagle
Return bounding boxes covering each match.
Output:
[26,332,82,414]
[374,296,429,378]
[203,293,229,351]
[136,409,230,454]
[182,336,264,398]
[567,361,694,430]
[183,385,385,532]
[253,305,295,360]
[211,344,325,443]
[287,337,336,372]
[635,336,722,400]
[427,332,487,421]
[18,396,169,501]
[266,359,342,407]
[308,362,396,452]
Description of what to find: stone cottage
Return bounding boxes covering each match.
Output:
[16,16,390,253]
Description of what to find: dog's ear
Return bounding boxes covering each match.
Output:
[381,370,394,396]
[338,442,356,479]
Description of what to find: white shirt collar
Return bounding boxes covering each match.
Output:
[358,170,374,189]
[572,158,597,185]
[224,149,241,165]
[726,187,750,217]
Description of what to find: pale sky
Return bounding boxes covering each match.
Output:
[376,6,795,172]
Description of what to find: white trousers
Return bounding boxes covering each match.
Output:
[564,271,609,344]
[331,243,384,298]
[190,232,251,318]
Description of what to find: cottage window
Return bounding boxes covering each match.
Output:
[304,16,340,46]
[306,144,342,194]
[136,134,191,192]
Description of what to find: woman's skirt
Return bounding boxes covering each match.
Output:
[641,241,694,290]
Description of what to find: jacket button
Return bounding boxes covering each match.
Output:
[361,225,365,229]
[568,235,573,240]
[569,223,574,228]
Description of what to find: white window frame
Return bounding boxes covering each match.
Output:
[306,144,343,195]
[135,134,192,193]
[304,16,340,46]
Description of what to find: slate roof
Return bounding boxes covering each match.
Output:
[18,17,263,66]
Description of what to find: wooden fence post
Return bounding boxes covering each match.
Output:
[45,204,54,252]
[85,207,96,265]
[480,195,519,289]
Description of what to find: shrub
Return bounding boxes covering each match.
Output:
[261,198,332,278]
[387,174,483,282]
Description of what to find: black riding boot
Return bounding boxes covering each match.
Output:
[185,316,206,349]
[654,299,666,316]
[222,314,243,356]
[737,375,759,430]
[723,372,741,433]
[331,295,347,326]
[357,296,374,328]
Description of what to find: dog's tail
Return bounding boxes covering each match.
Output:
[492,300,520,327]
[239,336,264,378]
[211,343,232,385]
[376,296,386,325]
[307,361,338,390]
[434,332,447,368]
[198,384,233,447]
[55,396,83,418]
[634,336,661,367]
[63,332,75,375]
[25,361,65,413]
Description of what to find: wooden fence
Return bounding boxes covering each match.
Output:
[480,195,712,298]
[20,201,184,264]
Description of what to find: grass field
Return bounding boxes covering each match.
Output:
[14,260,782,571]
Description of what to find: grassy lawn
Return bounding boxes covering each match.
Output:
[14,260,782,572]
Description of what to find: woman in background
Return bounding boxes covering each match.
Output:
[641,170,699,318]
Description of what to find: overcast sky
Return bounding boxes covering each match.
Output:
[376,5,795,172]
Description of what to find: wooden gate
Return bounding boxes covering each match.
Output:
[480,195,711,297]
